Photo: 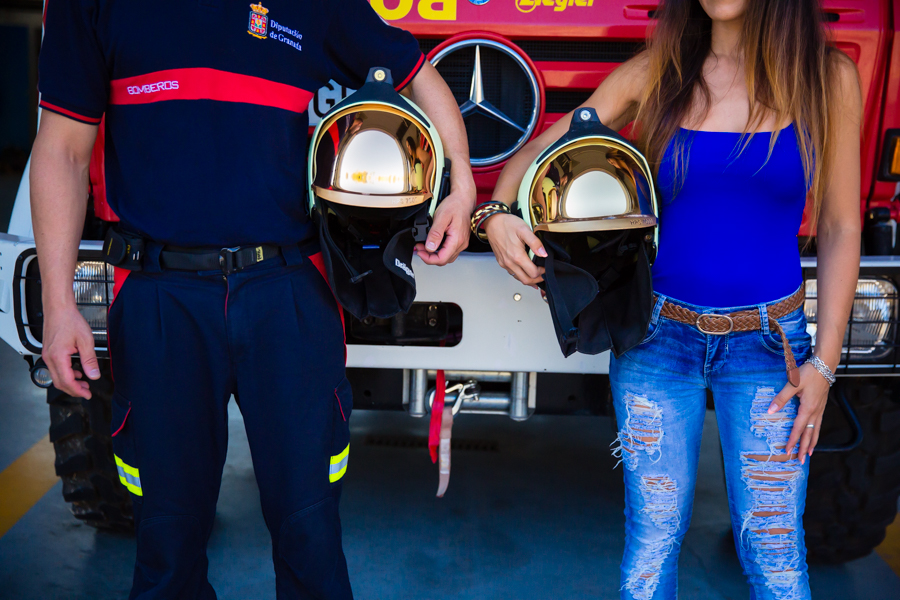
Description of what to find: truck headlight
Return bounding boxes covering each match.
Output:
[804,278,897,361]
[22,256,114,348]
[73,261,115,343]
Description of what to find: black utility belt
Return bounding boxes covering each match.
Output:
[103,228,284,276]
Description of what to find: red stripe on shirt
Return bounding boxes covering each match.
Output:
[395,54,425,91]
[39,101,102,125]
[109,68,314,113]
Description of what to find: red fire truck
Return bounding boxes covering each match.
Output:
[1,0,898,564]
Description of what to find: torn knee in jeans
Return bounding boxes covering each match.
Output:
[739,449,805,599]
[612,392,663,471]
[624,475,680,600]
[640,475,680,534]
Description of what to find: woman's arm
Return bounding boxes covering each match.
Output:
[484,53,650,286]
[770,54,863,462]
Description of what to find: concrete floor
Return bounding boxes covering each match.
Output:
[0,340,898,599]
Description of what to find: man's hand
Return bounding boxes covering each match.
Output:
[42,303,101,399]
[415,187,475,265]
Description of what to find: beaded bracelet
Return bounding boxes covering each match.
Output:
[470,201,511,242]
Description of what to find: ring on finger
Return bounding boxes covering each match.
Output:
[806,423,816,429]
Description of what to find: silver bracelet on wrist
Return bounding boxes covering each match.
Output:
[806,355,836,387]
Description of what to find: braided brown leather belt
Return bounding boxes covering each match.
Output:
[655,287,806,386]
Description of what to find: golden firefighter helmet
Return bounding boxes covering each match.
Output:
[516,107,658,251]
[306,67,449,321]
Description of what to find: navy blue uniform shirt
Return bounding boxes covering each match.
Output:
[38,0,425,247]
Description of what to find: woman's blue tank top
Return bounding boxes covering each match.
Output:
[651,125,809,308]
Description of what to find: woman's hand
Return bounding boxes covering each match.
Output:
[767,361,831,465]
[483,213,547,287]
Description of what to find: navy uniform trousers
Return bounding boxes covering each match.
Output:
[108,246,353,600]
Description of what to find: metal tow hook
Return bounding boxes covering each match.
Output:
[429,380,480,415]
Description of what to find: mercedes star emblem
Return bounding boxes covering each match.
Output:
[431,39,540,166]
[458,46,526,134]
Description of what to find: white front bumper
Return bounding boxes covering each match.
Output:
[346,253,610,374]
[0,236,609,373]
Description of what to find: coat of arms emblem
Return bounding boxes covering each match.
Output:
[248,3,269,39]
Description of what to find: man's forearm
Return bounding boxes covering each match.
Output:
[30,119,96,311]
[407,63,476,202]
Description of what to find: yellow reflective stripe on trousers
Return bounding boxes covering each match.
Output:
[114,454,143,496]
[329,444,349,483]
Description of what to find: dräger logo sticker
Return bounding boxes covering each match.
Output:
[395,258,415,279]
[127,81,179,95]
[247,3,303,52]
[516,0,594,13]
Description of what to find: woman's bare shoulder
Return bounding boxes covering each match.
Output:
[604,50,651,102]
[581,50,651,127]
[828,49,862,119]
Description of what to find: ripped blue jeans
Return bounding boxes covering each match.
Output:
[609,287,813,600]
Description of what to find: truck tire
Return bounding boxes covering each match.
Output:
[804,377,900,564]
[47,369,134,532]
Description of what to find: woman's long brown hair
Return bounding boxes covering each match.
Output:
[634,0,842,225]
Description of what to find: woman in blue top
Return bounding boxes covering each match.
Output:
[483,1,862,598]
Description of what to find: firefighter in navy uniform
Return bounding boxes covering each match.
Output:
[30,1,475,598]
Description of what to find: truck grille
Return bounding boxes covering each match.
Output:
[420,39,643,63]
[545,90,594,114]
[420,38,642,136]
[437,46,540,159]
[418,38,444,55]
[513,40,643,63]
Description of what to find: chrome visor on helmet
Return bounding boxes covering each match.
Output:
[518,108,658,244]
[311,106,439,209]
[307,67,449,321]
[309,68,445,217]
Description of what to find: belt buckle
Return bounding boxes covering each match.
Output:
[696,313,734,336]
[218,246,241,276]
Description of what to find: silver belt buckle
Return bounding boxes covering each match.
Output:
[696,313,734,335]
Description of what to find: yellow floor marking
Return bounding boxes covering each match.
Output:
[0,435,58,538]
[876,511,900,578]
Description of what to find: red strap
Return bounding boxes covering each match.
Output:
[428,369,446,463]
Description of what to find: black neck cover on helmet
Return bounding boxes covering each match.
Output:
[535,229,653,358]
[316,194,430,320]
